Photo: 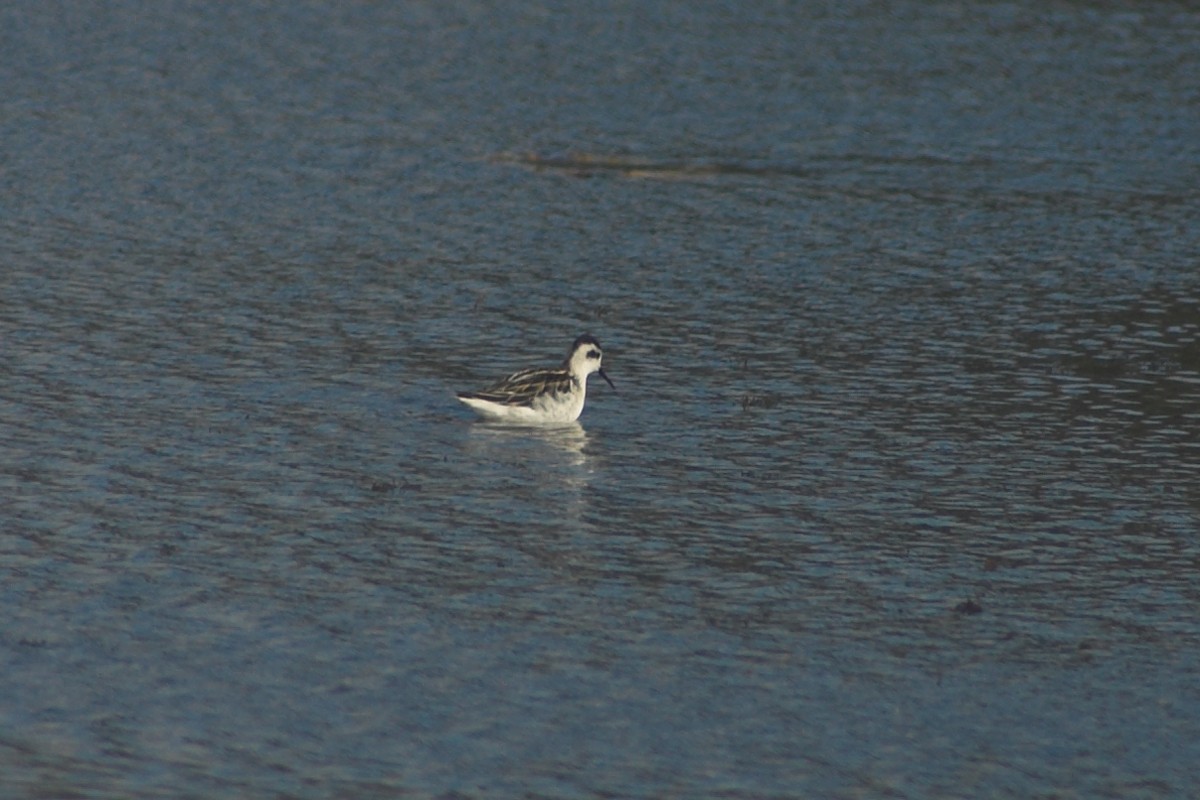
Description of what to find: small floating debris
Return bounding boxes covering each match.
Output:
[953,599,984,615]
[739,393,780,411]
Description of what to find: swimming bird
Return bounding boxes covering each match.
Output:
[456,334,615,424]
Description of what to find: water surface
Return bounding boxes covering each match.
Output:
[2,1,1199,797]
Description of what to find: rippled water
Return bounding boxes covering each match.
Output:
[3,1,1200,797]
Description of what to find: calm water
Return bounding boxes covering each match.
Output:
[3,1,1200,797]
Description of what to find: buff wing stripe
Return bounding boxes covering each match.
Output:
[457,368,574,407]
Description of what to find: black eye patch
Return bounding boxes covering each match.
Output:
[586,349,601,359]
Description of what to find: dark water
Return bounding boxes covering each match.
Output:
[3,1,1200,797]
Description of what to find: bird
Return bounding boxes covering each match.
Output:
[456,334,615,424]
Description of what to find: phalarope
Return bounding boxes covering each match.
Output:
[456,334,616,424]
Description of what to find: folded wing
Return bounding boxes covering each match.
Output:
[457,368,573,407]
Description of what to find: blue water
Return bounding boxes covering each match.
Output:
[2,1,1199,797]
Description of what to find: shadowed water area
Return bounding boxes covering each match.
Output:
[2,1,1199,797]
